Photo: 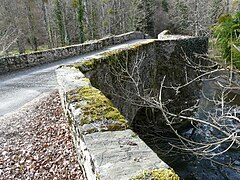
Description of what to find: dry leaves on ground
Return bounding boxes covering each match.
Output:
[0,90,83,179]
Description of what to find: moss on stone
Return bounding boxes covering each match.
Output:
[96,172,101,180]
[73,41,154,75]
[100,41,154,64]
[130,168,180,180]
[71,65,85,72]
[131,133,138,138]
[100,48,137,74]
[81,78,91,83]
[73,58,101,73]
[83,61,95,68]
[67,86,128,131]
[130,40,155,50]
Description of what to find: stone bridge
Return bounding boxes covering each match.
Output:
[0,32,208,179]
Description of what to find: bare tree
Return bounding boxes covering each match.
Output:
[1,0,239,54]
[0,25,22,56]
[24,0,38,51]
[102,50,240,170]
[168,0,226,36]
[41,0,54,48]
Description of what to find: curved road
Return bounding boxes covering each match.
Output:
[0,39,149,116]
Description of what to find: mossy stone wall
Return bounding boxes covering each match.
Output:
[79,37,208,125]
[56,35,208,180]
[56,66,170,180]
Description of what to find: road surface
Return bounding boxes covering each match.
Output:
[0,39,148,116]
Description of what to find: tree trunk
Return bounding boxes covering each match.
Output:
[76,0,85,43]
[194,0,199,36]
[55,0,65,46]
[41,0,53,49]
[83,0,91,40]
[90,1,98,39]
[62,0,70,45]
[7,1,26,54]
[24,0,38,51]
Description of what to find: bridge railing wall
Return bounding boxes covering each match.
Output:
[0,31,147,74]
[56,35,208,179]
[82,36,208,125]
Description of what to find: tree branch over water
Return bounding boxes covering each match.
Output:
[106,51,240,169]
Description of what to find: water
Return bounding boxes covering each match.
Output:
[133,73,240,179]
[175,76,240,179]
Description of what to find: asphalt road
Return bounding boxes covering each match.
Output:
[0,39,148,116]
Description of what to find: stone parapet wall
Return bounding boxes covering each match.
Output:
[56,36,207,180]
[55,34,208,179]
[56,66,172,180]
[0,31,146,74]
[76,36,208,125]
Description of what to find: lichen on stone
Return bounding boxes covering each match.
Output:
[81,78,91,83]
[96,172,101,180]
[100,41,152,63]
[100,48,137,72]
[67,85,128,131]
[129,168,180,180]
[73,58,101,73]
[73,41,154,75]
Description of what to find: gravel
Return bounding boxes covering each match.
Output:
[0,90,83,179]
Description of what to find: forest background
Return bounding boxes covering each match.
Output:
[0,0,240,57]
